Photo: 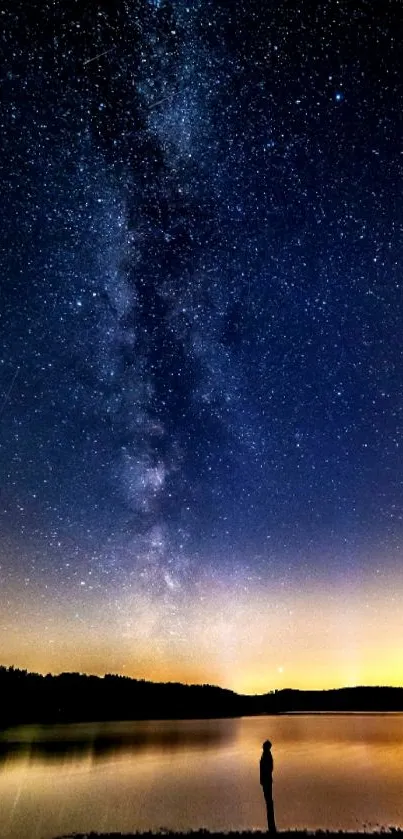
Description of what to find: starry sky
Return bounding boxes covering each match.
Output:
[1,0,403,693]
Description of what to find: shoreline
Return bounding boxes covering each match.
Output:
[4,709,403,730]
[55,830,403,838]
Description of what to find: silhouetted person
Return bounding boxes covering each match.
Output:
[260,740,276,833]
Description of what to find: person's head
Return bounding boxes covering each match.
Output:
[262,740,272,752]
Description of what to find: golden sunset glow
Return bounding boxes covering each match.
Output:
[2,562,403,694]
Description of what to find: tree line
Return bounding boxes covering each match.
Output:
[1,666,403,727]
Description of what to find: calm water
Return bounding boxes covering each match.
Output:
[1,714,403,838]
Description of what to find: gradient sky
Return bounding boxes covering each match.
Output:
[1,0,403,694]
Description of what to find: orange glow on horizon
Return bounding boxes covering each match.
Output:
[1,563,403,695]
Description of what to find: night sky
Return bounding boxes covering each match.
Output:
[1,0,403,693]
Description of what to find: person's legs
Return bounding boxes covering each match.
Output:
[265,791,277,833]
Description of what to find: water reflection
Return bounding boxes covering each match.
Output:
[272,712,403,745]
[0,714,403,839]
[0,719,234,765]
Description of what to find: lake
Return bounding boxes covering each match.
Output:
[1,714,403,838]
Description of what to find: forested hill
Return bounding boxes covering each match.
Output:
[1,666,403,726]
[266,686,403,713]
[0,666,246,725]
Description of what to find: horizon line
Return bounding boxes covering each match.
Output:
[1,664,402,697]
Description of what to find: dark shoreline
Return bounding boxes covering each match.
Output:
[55,830,403,838]
[2,666,403,727]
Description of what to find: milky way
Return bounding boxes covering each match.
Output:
[1,0,403,691]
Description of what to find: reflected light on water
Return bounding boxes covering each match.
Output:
[0,719,234,766]
[1,715,403,838]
